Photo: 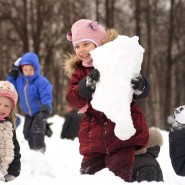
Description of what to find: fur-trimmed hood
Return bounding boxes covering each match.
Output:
[63,29,118,78]
[148,127,163,148]
[136,127,163,155]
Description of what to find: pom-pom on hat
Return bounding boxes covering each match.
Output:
[67,19,107,47]
[0,81,18,107]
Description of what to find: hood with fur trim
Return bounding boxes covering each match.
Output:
[63,29,118,78]
[136,127,163,155]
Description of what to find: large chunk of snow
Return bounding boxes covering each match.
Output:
[91,35,144,140]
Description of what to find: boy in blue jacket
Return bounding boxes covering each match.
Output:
[7,52,53,153]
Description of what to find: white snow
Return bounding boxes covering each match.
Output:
[90,35,144,141]
[2,114,185,185]
[174,105,185,124]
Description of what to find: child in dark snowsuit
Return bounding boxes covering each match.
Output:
[7,52,53,152]
[64,19,150,182]
[132,127,163,182]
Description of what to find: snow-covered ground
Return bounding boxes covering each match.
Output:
[2,114,185,185]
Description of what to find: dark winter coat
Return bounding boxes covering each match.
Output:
[169,129,185,176]
[132,146,163,182]
[6,52,53,116]
[61,110,81,140]
[7,130,21,177]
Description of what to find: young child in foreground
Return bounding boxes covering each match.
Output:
[64,19,150,182]
[7,52,53,153]
[0,81,21,182]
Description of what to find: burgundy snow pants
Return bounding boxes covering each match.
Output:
[80,146,135,182]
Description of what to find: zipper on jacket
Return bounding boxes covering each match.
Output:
[24,78,32,116]
[103,122,109,155]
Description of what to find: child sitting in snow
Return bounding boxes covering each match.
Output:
[169,105,185,176]
[64,19,150,182]
[0,81,21,182]
[6,52,53,153]
[132,127,163,182]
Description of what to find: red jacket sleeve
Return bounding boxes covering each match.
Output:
[66,70,89,109]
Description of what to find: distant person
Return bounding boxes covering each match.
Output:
[61,104,81,140]
[64,19,150,182]
[0,81,21,182]
[169,105,185,176]
[132,127,163,182]
[6,52,53,153]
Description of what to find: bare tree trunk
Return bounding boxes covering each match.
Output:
[105,0,115,28]
[135,0,141,40]
[23,0,29,52]
[96,0,100,22]
[164,0,175,129]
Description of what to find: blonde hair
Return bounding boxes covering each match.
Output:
[10,109,16,129]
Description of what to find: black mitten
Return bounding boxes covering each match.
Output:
[8,58,22,78]
[8,65,20,78]
[131,75,151,99]
[78,69,100,99]
[33,111,49,125]
[33,105,50,125]
[131,76,145,94]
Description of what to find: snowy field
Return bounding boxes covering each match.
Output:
[2,114,185,185]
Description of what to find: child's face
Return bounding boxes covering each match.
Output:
[22,65,35,76]
[74,41,96,64]
[0,96,13,119]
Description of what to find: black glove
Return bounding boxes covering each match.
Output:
[33,111,49,125]
[33,105,51,124]
[131,76,145,94]
[8,58,21,78]
[131,75,151,99]
[78,69,100,99]
[8,65,20,78]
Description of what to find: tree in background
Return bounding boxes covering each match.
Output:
[0,0,184,129]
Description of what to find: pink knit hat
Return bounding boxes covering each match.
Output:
[0,81,18,107]
[67,19,107,47]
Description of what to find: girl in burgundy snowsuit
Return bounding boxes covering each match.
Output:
[65,19,150,182]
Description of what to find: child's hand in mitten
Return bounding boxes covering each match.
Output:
[33,111,49,125]
[78,69,100,99]
[8,57,22,78]
[86,69,100,90]
[131,75,151,99]
[131,76,145,95]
